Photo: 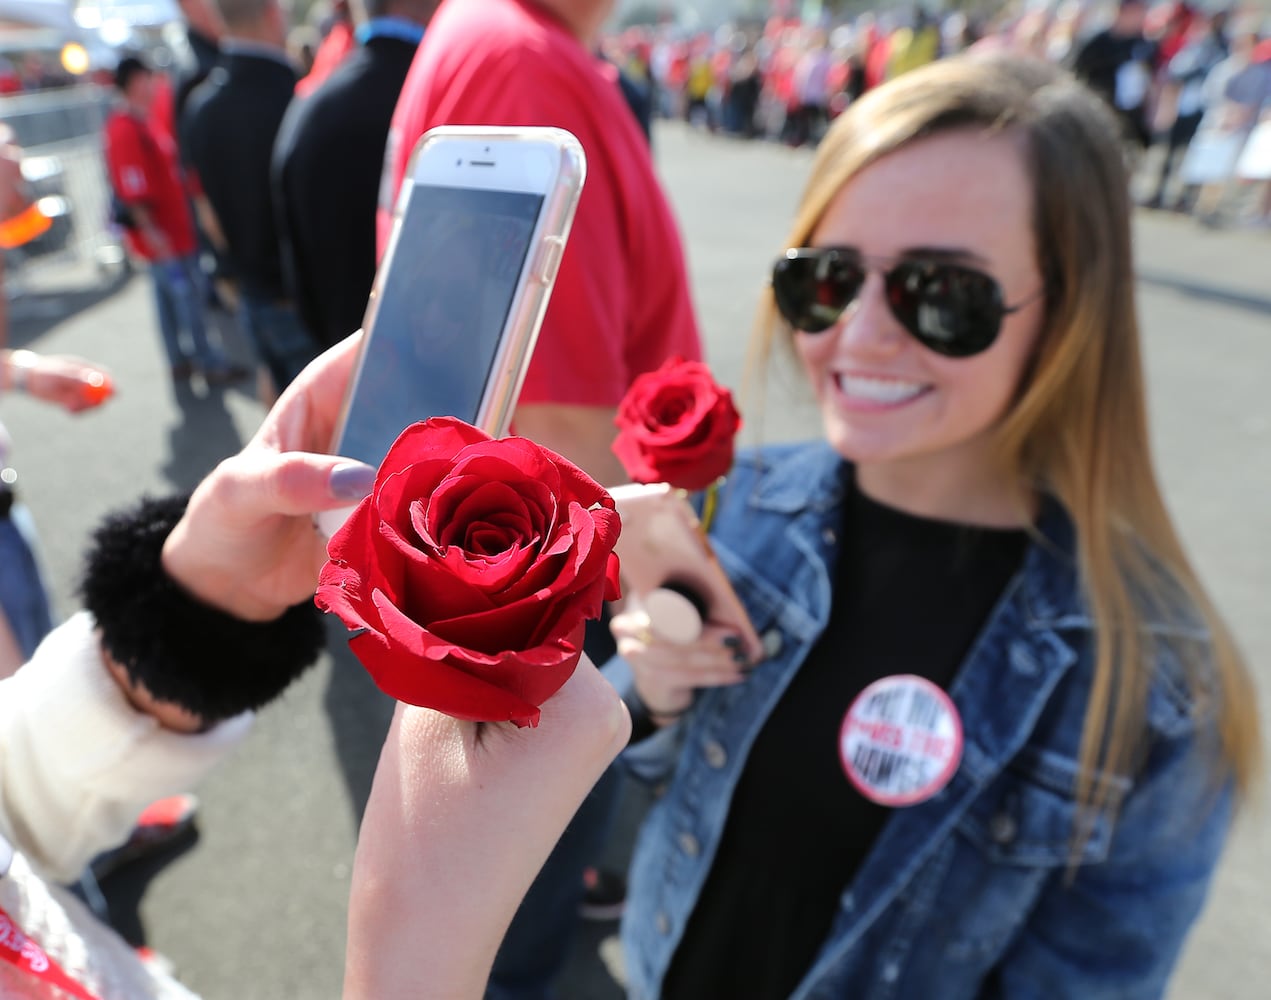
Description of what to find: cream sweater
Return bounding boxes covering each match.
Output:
[0,611,253,997]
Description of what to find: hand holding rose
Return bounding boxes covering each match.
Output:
[344,655,630,998]
[317,417,622,727]
[611,608,752,723]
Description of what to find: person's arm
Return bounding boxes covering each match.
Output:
[0,348,113,412]
[0,337,377,879]
[344,657,630,998]
[984,729,1235,999]
[512,403,626,487]
[1,125,24,349]
[0,607,23,680]
[192,192,227,254]
[127,201,173,261]
[0,612,255,881]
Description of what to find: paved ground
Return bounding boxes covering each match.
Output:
[2,122,1268,999]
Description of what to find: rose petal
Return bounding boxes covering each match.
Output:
[364,596,586,724]
[349,627,547,726]
[427,478,537,552]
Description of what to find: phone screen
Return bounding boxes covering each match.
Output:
[337,184,545,468]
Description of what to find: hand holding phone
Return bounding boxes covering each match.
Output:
[316,127,585,537]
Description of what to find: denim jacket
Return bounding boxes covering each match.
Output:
[615,442,1233,1000]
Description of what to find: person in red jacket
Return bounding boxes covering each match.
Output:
[103,55,245,386]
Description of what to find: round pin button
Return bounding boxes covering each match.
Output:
[839,674,963,807]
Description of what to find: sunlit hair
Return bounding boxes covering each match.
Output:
[750,54,1260,830]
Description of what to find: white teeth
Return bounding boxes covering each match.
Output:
[836,373,928,404]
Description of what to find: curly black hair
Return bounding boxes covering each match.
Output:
[81,495,326,723]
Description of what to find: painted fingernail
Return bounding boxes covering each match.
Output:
[722,635,744,650]
[732,649,751,666]
[328,462,376,501]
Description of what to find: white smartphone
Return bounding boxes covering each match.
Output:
[317,126,586,536]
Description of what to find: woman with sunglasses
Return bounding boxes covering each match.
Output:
[610,54,1259,1000]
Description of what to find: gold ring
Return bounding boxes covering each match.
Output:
[634,623,654,646]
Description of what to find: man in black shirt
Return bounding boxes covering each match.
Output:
[171,0,230,309]
[271,0,439,349]
[172,0,224,137]
[184,0,323,396]
[1072,0,1158,148]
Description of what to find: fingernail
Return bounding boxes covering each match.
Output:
[722,635,744,650]
[328,462,376,501]
[732,649,751,666]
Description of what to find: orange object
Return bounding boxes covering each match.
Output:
[0,201,51,249]
[79,371,114,407]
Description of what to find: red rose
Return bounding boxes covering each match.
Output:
[316,417,621,727]
[612,356,741,491]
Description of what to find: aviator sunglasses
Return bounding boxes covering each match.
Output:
[771,247,1043,358]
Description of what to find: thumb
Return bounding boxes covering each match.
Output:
[245,451,377,516]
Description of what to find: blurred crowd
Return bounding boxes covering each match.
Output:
[603,0,1271,228]
[0,52,81,95]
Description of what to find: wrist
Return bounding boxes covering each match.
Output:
[632,686,691,728]
[161,519,288,622]
[647,704,690,727]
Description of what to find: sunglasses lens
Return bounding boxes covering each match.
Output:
[772,251,864,333]
[887,262,1005,357]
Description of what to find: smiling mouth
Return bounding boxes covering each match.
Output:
[834,372,931,406]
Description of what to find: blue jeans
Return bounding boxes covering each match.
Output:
[150,254,229,373]
[485,614,624,1000]
[0,504,54,659]
[238,296,321,393]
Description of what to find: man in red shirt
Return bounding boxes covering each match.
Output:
[381,0,701,488]
[381,0,703,992]
[103,55,244,385]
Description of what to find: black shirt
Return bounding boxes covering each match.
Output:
[663,481,1029,1000]
[271,36,419,347]
[183,51,297,302]
[173,27,220,149]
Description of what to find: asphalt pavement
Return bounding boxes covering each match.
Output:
[2,122,1268,999]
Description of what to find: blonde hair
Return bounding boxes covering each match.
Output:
[752,54,1261,823]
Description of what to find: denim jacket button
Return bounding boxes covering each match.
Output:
[821,527,837,545]
[703,740,728,769]
[678,832,701,857]
[761,628,783,659]
[881,962,900,983]
[655,911,671,935]
[1009,640,1040,676]
[989,812,1018,844]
